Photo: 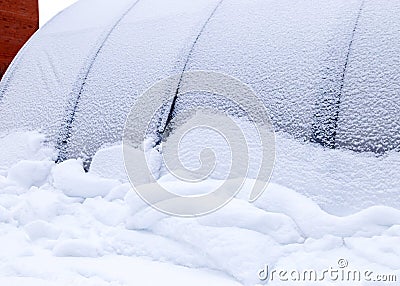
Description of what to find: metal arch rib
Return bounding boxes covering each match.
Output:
[56,0,141,163]
[311,0,366,149]
[155,0,225,145]
[331,0,366,147]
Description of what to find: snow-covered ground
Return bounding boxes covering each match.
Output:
[0,132,398,285]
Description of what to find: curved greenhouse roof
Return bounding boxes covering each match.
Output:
[0,0,399,162]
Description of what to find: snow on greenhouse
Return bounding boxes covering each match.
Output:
[0,0,399,284]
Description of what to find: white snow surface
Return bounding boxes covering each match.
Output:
[0,132,399,285]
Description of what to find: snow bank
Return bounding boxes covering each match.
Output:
[0,132,398,285]
[0,138,398,285]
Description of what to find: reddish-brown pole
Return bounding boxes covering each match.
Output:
[0,0,39,79]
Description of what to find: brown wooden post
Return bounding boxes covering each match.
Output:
[0,0,39,79]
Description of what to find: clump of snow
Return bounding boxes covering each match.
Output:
[24,220,61,241]
[90,138,163,183]
[8,160,54,188]
[0,205,11,223]
[53,239,99,257]
[52,159,119,198]
[105,183,131,201]
[83,197,128,226]
[90,144,127,181]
